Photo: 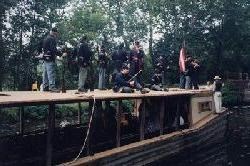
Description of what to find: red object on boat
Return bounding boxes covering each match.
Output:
[179,48,186,72]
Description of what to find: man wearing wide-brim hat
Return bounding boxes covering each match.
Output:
[213,76,223,113]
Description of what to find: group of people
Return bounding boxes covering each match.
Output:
[179,50,200,90]
[39,27,205,94]
[39,27,156,93]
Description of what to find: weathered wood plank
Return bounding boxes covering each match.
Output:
[0,89,211,107]
[140,99,145,141]
[19,106,24,134]
[160,99,165,135]
[46,104,55,166]
[67,113,227,166]
[78,103,82,124]
[116,100,122,147]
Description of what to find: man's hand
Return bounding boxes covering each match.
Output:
[129,81,135,87]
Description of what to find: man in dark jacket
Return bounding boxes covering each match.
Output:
[77,36,92,92]
[42,27,60,92]
[151,69,163,91]
[129,41,145,84]
[98,45,109,90]
[111,43,128,73]
[114,64,149,94]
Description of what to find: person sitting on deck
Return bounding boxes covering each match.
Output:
[113,64,149,94]
[151,68,163,91]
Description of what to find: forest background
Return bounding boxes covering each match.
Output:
[0,0,249,91]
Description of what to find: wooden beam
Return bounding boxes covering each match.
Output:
[19,106,24,135]
[160,99,165,135]
[186,97,191,128]
[140,99,145,141]
[78,102,82,124]
[46,104,55,166]
[116,100,122,147]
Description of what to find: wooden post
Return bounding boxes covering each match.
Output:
[78,102,82,124]
[239,73,243,80]
[116,100,122,147]
[19,106,24,135]
[140,99,145,141]
[46,104,55,166]
[176,98,180,130]
[160,99,165,135]
[186,97,191,128]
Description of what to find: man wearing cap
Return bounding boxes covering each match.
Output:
[77,36,92,93]
[111,43,128,73]
[41,27,60,92]
[113,64,148,94]
[213,76,223,113]
[151,68,163,91]
[129,41,145,84]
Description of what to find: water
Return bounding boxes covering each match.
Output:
[151,106,250,166]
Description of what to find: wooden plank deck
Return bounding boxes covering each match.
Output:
[0,88,211,107]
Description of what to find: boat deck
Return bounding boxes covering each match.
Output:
[0,88,211,107]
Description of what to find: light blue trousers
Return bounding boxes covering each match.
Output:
[98,68,106,89]
[43,61,56,90]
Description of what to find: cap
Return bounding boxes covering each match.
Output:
[214,76,221,80]
[121,64,129,70]
[51,27,58,33]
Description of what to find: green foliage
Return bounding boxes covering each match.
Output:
[0,108,19,123]
[1,0,250,92]
[222,83,243,106]
[110,100,134,113]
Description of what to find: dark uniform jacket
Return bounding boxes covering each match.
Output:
[114,73,132,88]
[112,49,128,70]
[43,34,57,62]
[77,41,92,67]
[129,49,145,75]
[214,80,222,92]
[151,73,162,85]
[98,51,109,68]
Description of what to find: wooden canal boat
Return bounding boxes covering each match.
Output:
[0,88,227,166]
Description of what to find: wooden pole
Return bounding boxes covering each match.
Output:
[186,97,191,128]
[19,106,24,135]
[176,98,180,130]
[116,100,122,147]
[160,99,165,135]
[140,99,145,141]
[78,102,82,124]
[46,104,55,166]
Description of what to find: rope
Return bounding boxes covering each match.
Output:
[65,94,96,165]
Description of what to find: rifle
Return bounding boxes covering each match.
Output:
[128,70,142,82]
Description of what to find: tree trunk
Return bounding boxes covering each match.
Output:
[17,10,23,90]
[148,13,153,58]
[0,11,4,91]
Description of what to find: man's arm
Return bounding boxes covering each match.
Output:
[115,74,130,87]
